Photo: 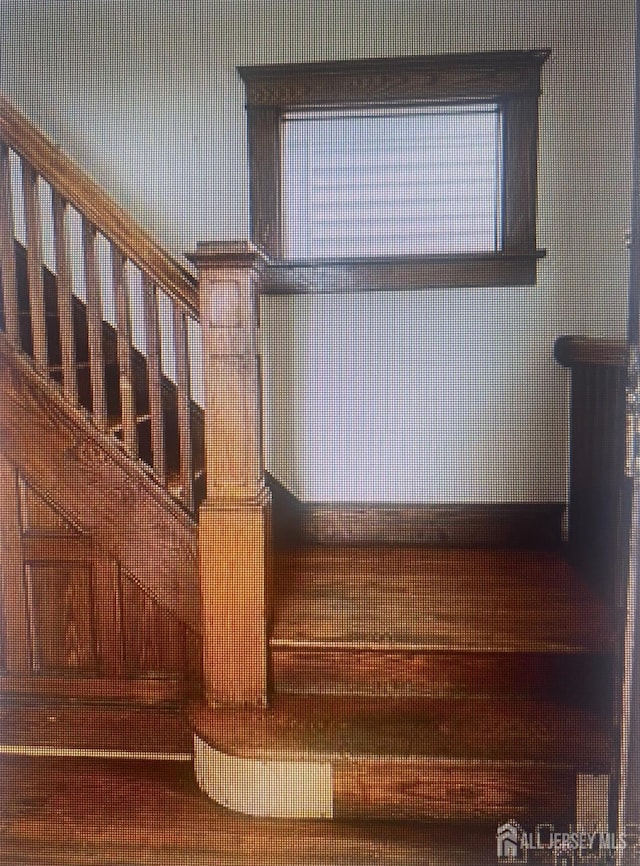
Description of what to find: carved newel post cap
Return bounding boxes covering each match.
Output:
[187,241,269,270]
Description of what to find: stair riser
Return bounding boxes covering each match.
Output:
[194,736,587,825]
[272,649,613,707]
[335,761,578,825]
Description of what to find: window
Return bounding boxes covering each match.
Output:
[238,51,549,292]
[281,104,503,259]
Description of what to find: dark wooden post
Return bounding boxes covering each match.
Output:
[188,241,271,707]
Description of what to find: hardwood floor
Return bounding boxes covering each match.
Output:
[271,547,614,703]
[190,693,608,823]
[0,755,498,865]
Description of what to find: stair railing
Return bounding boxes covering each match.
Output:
[0,97,273,708]
[0,96,201,511]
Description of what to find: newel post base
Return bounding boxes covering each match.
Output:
[198,489,272,707]
[188,241,272,708]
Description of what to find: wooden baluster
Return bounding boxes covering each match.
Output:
[82,217,107,429]
[142,274,166,484]
[112,248,138,457]
[21,160,48,368]
[173,303,194,511]
[0,143,19,345]
[52,192,78,404]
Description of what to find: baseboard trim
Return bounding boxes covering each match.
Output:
[267,476,564,548]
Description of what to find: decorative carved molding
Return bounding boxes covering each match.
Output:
[238,51,550,107]
[0,331,200,631]
[239,51,549,285]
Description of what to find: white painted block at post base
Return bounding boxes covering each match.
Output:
[577,774,609,835]
[193,735,333,819]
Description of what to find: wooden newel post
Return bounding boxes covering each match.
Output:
[188,241,272,707]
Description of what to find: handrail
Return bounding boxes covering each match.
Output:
[0,94,199,316]
[554,335,627,368]
[0,93,204,513]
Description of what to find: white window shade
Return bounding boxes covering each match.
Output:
[281,105,503,260]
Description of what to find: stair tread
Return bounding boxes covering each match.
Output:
[272,547,613,653]
[190,695,611,770]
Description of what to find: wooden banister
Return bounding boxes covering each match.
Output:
[22,160,47,368]
[142,275,167,485]
[52,190,78,404]
[554,334,627,368]
[0,95,199,316]
[0,144,19,344]
[112,247,138,457]
[173,304,195,512]
[0,95,203,513]
[82,217,108,429]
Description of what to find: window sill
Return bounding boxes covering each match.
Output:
[260,250,547,294]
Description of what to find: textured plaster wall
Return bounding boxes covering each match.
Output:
[1,1,634,501]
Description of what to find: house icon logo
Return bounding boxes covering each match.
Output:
[496,822,526,861]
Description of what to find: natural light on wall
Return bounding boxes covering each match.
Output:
[280,104,503,259]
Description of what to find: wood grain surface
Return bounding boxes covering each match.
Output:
[189,694,610,768]
[0,705,192,755]
[0,331,200,631]
[0,96,199,315]
[272,547,613,653]
[0,755,499,865]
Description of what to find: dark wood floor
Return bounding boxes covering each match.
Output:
[0,755,499,866]
[272,547,612,652]
[0,547,614,861]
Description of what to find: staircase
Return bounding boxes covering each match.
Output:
[0,95,619,862]
[191,545,613,828]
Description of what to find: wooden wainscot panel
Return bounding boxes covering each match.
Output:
[25,561,98,675]
[0,704,192,756]
[0,455,31,674]
[18,477,81,534]
[92,554,124,679]
[120,569,202,684]
[0,331,200,631]
[0,675,190,705]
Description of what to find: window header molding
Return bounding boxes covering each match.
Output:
[237,51,550,293]
[237,50,550,107]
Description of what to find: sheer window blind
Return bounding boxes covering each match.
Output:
[281,104,503,260]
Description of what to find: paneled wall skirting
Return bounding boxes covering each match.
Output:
[0,456,202,705]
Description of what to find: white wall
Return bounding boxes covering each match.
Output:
[1,0,634,502]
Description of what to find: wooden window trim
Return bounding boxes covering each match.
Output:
[238,50,550,293]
